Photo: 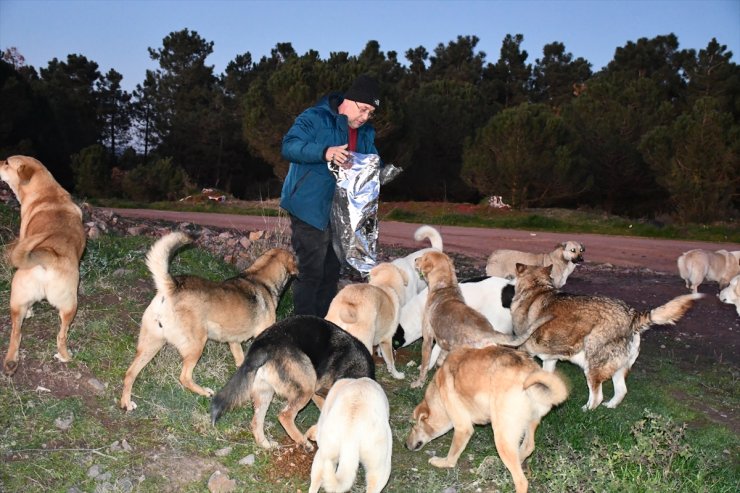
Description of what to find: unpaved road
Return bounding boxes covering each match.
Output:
[105,208,739,274]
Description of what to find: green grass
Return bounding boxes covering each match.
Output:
[0,215,738,492]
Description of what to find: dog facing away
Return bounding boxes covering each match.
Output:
[510,263,702,410]
[406,345,568,493]
[325,262,409,379]
[1,156,86,375]
[410,251,545,389]
[307,378,391,493]
[211,315,375,451]
[719,275,740,316]
[486,241,585,288]
[677,249,740,293]
[391,224,443,306]
[119,233,297,411]
[397,275,515,369]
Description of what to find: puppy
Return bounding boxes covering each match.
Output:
[486,241,585,288]
[719,275,740,316]
[1,156,86,375]
[307,378,391,493]
[410,251,543,389]
[511,263,702,410]
[325,262,409,379]
[120,233,297,411]
[211,315,375,451]
[391,224,443,305]
[397,275,515,368]
[406,345,568,493]
[677,249,740,293]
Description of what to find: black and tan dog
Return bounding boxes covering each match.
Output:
[120,232,297,411]
[211,315,375,451]
[511,263,702,410]
[406,345,568,493]
[1,156,86,375]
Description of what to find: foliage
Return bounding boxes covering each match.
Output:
[121,156,193,202]
[70,144,110,199]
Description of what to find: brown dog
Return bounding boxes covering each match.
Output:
[1,156,86,375]
[325,262,409,379]
[677,249,740,293]
[410,251,544,388]
[406,345,568,493]
[486,241,585,288]
[510,263,702,410]
[120,233,297,411]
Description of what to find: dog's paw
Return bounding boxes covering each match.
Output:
[3,360,18,376]
[53,352,72,363]
[305,425,318,442]
[391,370,405,380]
[300,440,315,453]
[410,379,424,389]
[121,400,138,412]
[429,456,455,468]
[203,387,214,397]
[24,307,35,319]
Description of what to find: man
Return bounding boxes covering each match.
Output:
[280,74,381,316]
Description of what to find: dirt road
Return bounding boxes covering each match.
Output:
[105,208,739,274]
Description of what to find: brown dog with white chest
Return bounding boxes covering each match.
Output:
[1,155,86,375]
[410,251,545,389]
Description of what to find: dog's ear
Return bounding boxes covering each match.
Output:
[558,242,567,249]
[17,163,35,183]
[580,243,586,253]
[515,263,527,274]
[544,264,554,275]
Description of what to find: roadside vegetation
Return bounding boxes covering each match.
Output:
[0,210,737,492]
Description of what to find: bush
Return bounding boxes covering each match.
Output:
[121,157,194,202]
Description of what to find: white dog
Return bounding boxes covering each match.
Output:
[486,241,585,288]
[677,249,740,293]
[719,275,740,316]
[395,276,515,368]
[307,378,392,493]
[391,225,443,306]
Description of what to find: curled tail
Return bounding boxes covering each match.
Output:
[9,234,59,269]
[414,225,443,251]
[210,347,270,425]
[146,232,192,295]
[632,293,703,334]
[321,445,360,492]
[524,369,569,407]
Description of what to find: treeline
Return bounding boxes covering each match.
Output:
[1,31,738,221]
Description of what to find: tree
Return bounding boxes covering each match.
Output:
[486,34,532,108]
[461,103,588,208]
[683,38,740,121]
[70,144,109,198]
[640,97,739,222]
[531,42,592,109]
[427,35,486,84]
[97,69,132,159]
[131,71,159,158]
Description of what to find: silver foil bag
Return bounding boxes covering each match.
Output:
[330,152,402,275]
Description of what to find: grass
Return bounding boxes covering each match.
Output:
[0,205,738,492]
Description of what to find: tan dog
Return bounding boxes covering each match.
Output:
[325,262,409,379]
[406,345,568,493]
[307,378,392,493]
[120,233,297,411]
[486,241,585,288]
[1,156,86,375]
[719,275,740,316]
[677,249,740,293]
[410,251,543,389]
[510,263,702,410]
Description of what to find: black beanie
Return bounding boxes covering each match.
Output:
[344,74,381,109]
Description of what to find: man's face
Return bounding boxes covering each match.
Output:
[346,100,375,129]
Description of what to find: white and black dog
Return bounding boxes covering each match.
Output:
[394,275,515,368]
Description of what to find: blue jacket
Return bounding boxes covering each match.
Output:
[280,93,379,230]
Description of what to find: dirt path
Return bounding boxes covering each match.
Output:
[105,208,739,274]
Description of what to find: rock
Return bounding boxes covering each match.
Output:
[238,454,255,466]
[86,378,106,394]
[248,230,264,241]
[238,237,252,249]
[214,446,232,457]
[207,470,236,493]
[54,414,74,431]
[126,225,149,236]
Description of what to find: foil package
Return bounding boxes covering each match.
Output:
[329,152,402,275]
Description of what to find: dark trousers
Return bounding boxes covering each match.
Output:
[289,215,341,317]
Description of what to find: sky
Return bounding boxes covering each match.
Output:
[1,0,738,92]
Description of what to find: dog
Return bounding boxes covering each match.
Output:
[1,155,86,375]
[485,241,585,288]
[719,275,740,316]
[410,251,544,389]
[391,224,443,306]
[677,249,740,293]
[396,275,515,369]
[405,345,568,493]
[211,315,375,451]
[325,262,409,379]
[510,263,702,410]
[119,233,297,411]
[307,377,391,493]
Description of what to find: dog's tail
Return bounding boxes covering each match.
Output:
[631,293,703,334]
[319,442,360,493]
[8,234,61,269]
[146,232,192,295]
[523,369,569,408]
[414,225,443,251]
[210,346,270,425]
[493,315,552,348]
